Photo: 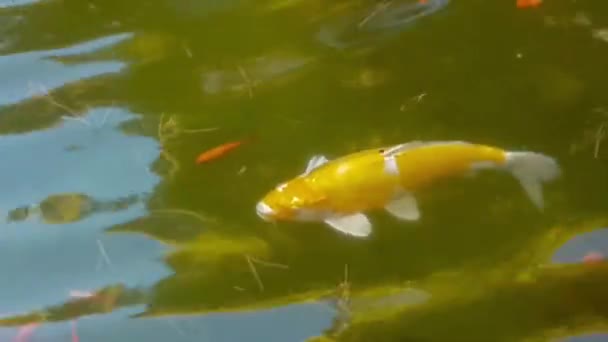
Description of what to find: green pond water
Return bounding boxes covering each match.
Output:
[1,0,608,341]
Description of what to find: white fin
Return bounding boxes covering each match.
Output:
[304,155,328,174]
[385,193,420,221]
[324,213,372,237]
[505,151,561,210]
[383,155,400,176]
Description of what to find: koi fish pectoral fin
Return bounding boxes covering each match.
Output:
[305,155,329,174]
[324,213,372,237]
[385,193,420,221]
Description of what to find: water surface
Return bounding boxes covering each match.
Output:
[1,0,608,341]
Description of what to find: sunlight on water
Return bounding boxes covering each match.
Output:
[0,107,168,315]
[552,228,608,265]
[0,33,131,106]
[0,0,39,8]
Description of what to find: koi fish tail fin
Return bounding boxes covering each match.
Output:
[505,151,561,210]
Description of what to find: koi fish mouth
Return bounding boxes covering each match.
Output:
[256,201,275,221]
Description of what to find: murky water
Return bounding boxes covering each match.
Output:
[1,0,608,341]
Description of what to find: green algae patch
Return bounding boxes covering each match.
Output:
[164,232,273,271]
[106,208,217,245]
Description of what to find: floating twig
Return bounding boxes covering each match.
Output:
[358,1,392,28]
[336,264,350,310]
[400,92,427,112]
[48,97,80,117]
[96,238,112,269]
[327,263,353,337]
[61,115,92,126]
[415,92,427,103]
[157,113,181,180]
[594,122,606,159]
[344,264,348,283]
[249,256,289,270]
[237,64,254,99]
[182,127,220,133]
[96,104,114,128]
[182,43,193,58]
[158,113,180,141]
[28,82,91,126]
[245,254,264,292]
[166,319,187,337]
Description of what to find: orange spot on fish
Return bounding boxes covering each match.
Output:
[195,138,252,164]
[516,0,542,8]
[419,0,428,4]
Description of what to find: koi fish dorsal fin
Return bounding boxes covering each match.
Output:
[304,155,329,174]
[382,141,426,157]
[382,141,472,158]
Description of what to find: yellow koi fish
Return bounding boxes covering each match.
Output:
[255,141,560,237]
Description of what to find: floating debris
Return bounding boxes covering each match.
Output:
[96,238,113,270]
[594,123,606,159]
[245,254,265,292]
[200,50,315,97]
[569,108,607,158]
[5,193,142,224]
[592,28,608,43]
[39,193,94,224]
[572,11,592,27]
[341,67,389,89]
[316,0,450,50]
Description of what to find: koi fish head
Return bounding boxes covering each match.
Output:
[256,177,327,222]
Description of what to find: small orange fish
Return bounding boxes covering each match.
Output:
[195,138,251,164]
[516,0,542,8]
